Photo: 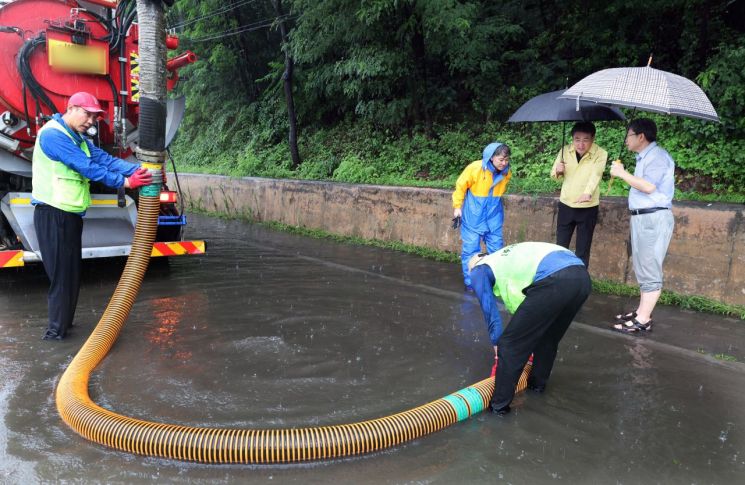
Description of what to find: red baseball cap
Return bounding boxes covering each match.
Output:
[67,92,105,113]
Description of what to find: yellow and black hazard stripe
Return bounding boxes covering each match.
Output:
[130,50,140,102]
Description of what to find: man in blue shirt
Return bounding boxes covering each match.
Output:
[609,118,675,334]
[33,92,152,340]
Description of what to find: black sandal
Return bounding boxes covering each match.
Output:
[615,310,637,322]
[612,318,652,334]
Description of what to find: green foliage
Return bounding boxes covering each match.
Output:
[698,44,745,136]
[172,115,745,203]
[169,0,745,200]
[332,154,376,183]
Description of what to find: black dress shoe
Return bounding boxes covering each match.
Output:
[489,404,511,416]
[42,332,64,341]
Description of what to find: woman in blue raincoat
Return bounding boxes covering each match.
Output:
[452,142,512,290]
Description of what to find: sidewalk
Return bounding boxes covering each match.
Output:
[575,292,745,363]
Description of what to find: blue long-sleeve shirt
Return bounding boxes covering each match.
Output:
[38,113,137,188]
[471,249,583,345]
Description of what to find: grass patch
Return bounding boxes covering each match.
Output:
[188,206,458,263]
[696,349,739,362]
[713,353,738,362]
[592,279,745,320]
[261,221,459,263]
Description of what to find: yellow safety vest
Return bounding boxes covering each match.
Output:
[475,242,572,313]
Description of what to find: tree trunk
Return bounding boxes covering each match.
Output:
[272,0,301,168]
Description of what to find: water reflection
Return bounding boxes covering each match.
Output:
[144,294,207,363]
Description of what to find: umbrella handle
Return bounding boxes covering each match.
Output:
[606,159,623,195]
[606,175,615,196]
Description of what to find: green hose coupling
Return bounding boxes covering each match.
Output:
[443,385,487,421]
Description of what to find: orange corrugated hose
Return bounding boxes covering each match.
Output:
[56,193,531,463]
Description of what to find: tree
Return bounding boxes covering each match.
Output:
[272,0,301,168]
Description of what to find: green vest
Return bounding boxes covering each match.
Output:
[32,118,92,213]
[475,242,572,313]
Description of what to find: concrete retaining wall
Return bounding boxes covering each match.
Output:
[178,174,745,306]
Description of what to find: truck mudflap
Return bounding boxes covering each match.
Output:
[1,241,205,268]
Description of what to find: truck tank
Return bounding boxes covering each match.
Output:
[0,0,202,267]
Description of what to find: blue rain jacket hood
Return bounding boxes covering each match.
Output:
[482,142,504,169]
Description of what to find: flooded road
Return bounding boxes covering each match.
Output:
[1,214,744,483]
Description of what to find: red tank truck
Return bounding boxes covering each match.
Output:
[0,0,203,268]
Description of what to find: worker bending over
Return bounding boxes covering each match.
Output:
[469,242,591,415]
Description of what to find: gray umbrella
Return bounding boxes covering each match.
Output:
[559,66,719,122]
[508,89,626,122]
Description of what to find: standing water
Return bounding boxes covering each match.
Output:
[1,214,743,483]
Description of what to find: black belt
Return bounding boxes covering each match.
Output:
[629,207,669,216]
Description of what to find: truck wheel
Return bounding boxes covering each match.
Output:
[0,213,21,250]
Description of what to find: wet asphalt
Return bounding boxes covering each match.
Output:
[1,214,743,484]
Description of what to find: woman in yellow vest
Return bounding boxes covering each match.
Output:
[469,242,591,415]
[32,92,152,340]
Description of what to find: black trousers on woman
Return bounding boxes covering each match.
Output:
[491,264,591,413]
[34,204,83,340]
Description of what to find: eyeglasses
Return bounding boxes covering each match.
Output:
[626,132,640,139]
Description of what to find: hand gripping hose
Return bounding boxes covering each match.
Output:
[54,191,532,464]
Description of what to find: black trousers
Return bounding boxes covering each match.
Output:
[491,265,591,410]
[33,204,83,339]
[556,202,598,268]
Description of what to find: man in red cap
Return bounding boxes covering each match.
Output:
[32,91,153,340]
